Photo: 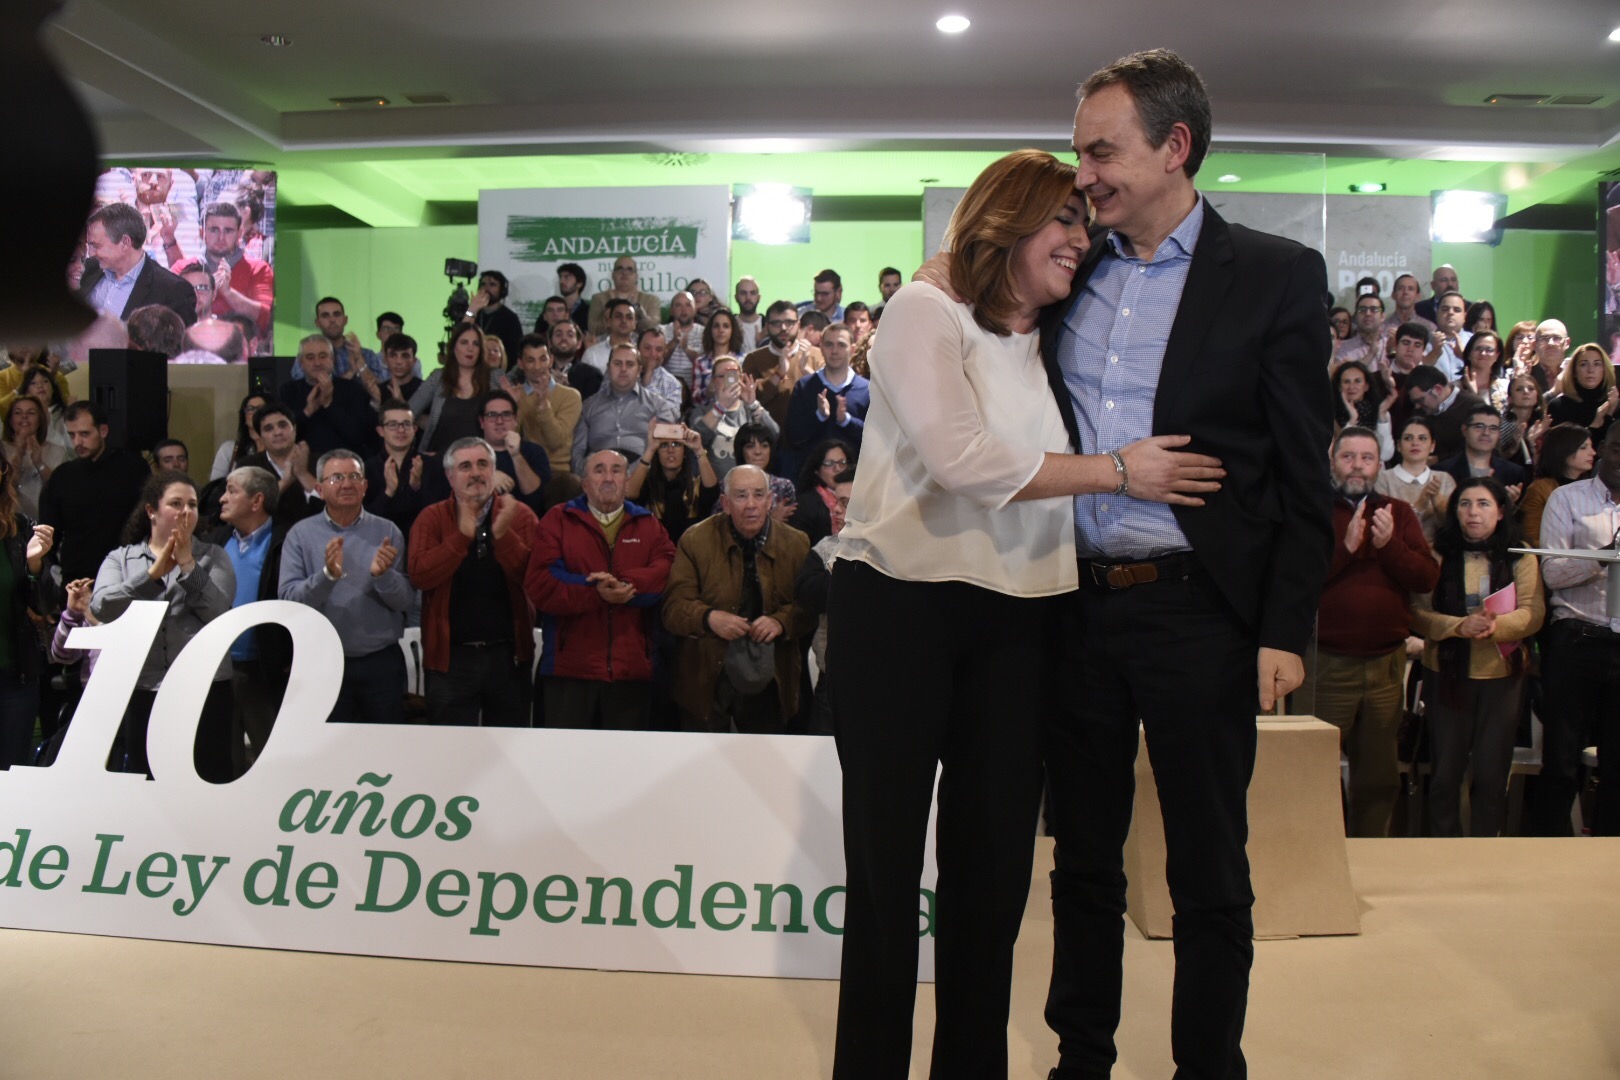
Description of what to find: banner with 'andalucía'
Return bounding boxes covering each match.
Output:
[478,186,731,330]
[0,602,940,979]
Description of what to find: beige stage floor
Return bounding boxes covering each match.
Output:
[7,838,1617,1079]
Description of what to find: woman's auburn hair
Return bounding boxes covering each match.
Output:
[944,149,1083,336]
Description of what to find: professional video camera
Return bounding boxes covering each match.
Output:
[443,257,477,323]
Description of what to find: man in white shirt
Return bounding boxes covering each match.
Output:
[580,298,641,373]
[734,276,764,354]
[1532,422,1620,836]
[1425,291,1472,380]
[1382,273,1435,337]
[660,290,702,387]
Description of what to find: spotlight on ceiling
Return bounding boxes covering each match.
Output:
[1217,174,1241,183]
[936,14,970,33]
[1349,182,1387,194]
[260,34,292,46]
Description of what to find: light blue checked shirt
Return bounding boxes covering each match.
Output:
[1060,197,1204,559]
[88,254,146,318]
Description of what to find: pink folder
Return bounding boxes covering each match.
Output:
[1483,583,1517,659]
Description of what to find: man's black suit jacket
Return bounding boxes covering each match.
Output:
[1037,202,1336,657]
[77,256,198,327]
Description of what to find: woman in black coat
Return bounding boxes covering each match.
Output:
[787,437,854,545]
[0,459,54,768]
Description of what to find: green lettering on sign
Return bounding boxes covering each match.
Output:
[505,217,702,262]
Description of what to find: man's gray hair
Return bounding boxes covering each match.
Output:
[315,449,364,480]
[298,332,331,356]
[443,436,496,474]
[1080,48,1211,179]
[226,465,280,514]
[723,463,769,496]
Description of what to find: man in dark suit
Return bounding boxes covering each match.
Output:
[1037,51,1334,1080]
[278,334,380,460]
[78,202,197,327]
[1435,403,1530,494]
[1403,364,1482,461]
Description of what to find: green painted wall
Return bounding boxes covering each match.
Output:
[1434,232,1600,345]
[272,225,478,357]
[272,219,926,355]
[271,214,1597,358]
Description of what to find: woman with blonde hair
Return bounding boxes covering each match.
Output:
[1547,342,1618,443]
[829,148,1221,1077]
[482,333,509,374]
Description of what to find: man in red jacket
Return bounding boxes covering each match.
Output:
[525,448,675,729]
[408,437,538,726]
[1292,426,1439,836]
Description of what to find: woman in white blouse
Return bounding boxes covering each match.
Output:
[827,149,1223,1078]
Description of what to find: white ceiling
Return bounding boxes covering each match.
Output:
[46,0,1620,183]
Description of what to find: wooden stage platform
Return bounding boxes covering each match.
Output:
[7,837,1616,1078]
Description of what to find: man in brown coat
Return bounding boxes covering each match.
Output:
[662,464,812,733]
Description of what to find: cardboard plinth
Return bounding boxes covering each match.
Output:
[1123,715,1360,939]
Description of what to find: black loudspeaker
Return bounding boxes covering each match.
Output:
[248,355,295,398]
[88,349,169,453]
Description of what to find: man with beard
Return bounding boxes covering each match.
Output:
[742,300,823,429]
[661,289,701,387]
[132,167,202,266]
[199,201,273,337]
[734,276,764,353]
[547,318,602,400]
[1290,427,1436,836]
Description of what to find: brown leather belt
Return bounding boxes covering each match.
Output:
[1080,552,1199,591]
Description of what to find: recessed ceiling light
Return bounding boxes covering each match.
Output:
[1609,25,1620,42]
[1217,174,1241,183]
[1349,182,1387,194]
[936,14,970,33]
[260,34,292,47]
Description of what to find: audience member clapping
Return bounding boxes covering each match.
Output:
[279,451,412,724]
[91,472,236,780]
[408,437,539,727]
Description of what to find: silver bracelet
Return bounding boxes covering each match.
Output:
[1107,450,1129,497]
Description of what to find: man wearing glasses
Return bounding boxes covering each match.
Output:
[279,450,413,724]
[1529,319,1571,394]
[587,257,662,336]
[742,300,824,428]
[364,399,433,538]
[1334,294,1389,365]
[477,389,551,516]
[1435,404,1529,497]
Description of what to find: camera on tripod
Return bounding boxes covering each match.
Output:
[443,257,478,323]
